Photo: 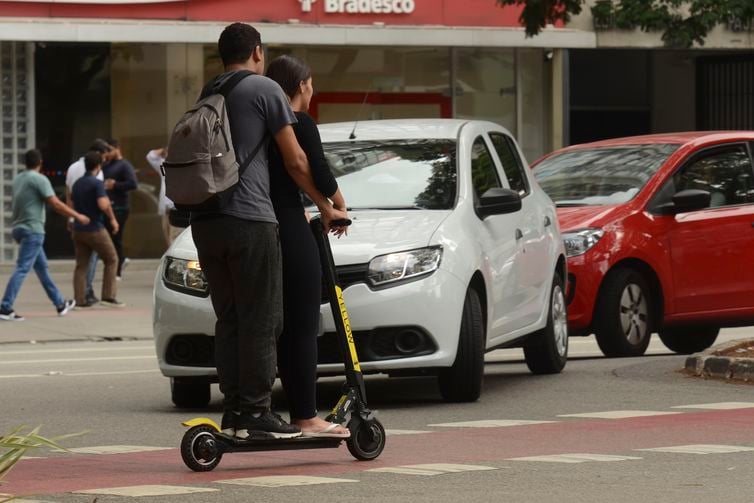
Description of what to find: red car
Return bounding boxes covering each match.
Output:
[532,132,754,357]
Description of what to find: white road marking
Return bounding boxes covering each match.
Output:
[428,419,556,428]
[368,463,497,476]
[76,485,218,496]
[0,356,153,365]
[64,445,171,455]
[0,345,154,356]
[509,453,643,463]
[0,370,159,379]
[637,444,754,455]
[558,410,683,419]
[672,402,754,410]
[385,429,432,436]
[217,476,358,488]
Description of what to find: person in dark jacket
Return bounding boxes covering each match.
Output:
[103,138,137,279]
[267,55,350,438]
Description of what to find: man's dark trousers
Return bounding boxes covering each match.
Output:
[192,215,283,413]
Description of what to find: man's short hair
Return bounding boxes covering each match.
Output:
[218,23,262,66]
[84,151,103,172]
[89,138,112,155]
[24,149,42,169]
[106,137,119,149]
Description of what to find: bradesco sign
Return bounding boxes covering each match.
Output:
[300,0,415,15]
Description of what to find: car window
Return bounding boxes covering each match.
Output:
[471,136,501,201]
[657,145,754,209]
[490,132,529,196]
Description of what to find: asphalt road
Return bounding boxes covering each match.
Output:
[1,265,754,502]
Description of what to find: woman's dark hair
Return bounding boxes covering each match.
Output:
[25,149,42,169]
[265,55,312,99]
[218,23,262,67]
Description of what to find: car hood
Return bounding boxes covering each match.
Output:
[331,210,451,265]
[168,210,451,265]
[556,205,623,232]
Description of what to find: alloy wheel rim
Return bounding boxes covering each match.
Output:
[552,285,568,357]
[619,283,649,345]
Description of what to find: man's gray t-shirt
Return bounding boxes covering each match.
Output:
[207,72,297,224]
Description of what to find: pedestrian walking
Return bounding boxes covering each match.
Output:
[0,149,90,321]
[103,138,137,280]
[146,147,182,244]
[188,23,345,440]
[65,138,112,305]
[70,151,125,308]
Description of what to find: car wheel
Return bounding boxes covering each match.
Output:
[438,288,484,403]
[524,273,569,374]
[171,377,211,408]
[658,327,719,355]
[593,268,653,358]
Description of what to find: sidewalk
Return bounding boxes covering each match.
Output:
[0,259,159,345]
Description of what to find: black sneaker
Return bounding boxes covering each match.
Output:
[221,410,239,435]
[0,308,24,321]
[57,299,76,317]
[85,293,99,305]
[235,410,302,440]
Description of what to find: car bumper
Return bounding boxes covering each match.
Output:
[153,266,468,377]
[565,253,607,332]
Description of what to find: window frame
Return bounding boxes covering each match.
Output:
[469,134,504,206]
[488,131,531,198]
[648,142,754,214]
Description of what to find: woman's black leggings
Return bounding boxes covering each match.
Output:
[275,207,321,420]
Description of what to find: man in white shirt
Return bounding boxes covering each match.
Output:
[65,139,113,305]
[146,147,183,245]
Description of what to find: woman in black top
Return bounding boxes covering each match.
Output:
[266,55,350,438]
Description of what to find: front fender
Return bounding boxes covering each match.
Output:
[181,417,220,431]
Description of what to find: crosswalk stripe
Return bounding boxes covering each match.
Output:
[509,453,642,463]
[428,419,556,428]
[75,485,218,496]
[558,410,682,419]
[637,444,754,455]
[64,445,171,455]
[671,402,754,410]
[368,463,498,476]
[217,476,358,488]
[385,429,432,436]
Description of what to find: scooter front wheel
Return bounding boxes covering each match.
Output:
[181,425,222,472]
[346,417,386,461]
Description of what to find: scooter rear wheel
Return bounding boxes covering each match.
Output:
[181,425,222,472]
[346,417,386,461]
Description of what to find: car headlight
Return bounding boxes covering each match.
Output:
[163,257,209,297]
[367,246,443,288]
[563,229,605,257]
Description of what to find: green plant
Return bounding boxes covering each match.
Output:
[0,426,81,503]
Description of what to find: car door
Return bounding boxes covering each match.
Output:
[488,131,551,327]
[467,131,527,340]
[659,143,754,313]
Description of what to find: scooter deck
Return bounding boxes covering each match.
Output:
[214,433,343,453]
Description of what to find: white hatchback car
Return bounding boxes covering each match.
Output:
[154,119,568,406]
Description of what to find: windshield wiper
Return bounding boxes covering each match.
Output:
[555,202,590,208]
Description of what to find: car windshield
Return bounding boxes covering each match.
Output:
[533,144,680,206]
[321,139,457,210]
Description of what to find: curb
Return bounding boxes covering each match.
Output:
[685,339,754,383]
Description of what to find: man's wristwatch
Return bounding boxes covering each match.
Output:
[68,217,75,224]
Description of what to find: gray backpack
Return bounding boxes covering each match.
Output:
[163,70,262,211]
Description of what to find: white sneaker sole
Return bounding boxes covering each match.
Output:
[235,429,302,440]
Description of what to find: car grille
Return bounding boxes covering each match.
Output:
[321,263,369,304]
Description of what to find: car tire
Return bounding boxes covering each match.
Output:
[438,288,484,403]
[593,268,653,358]
[524,273,569,374]
[658,327,719,355]
[171,377,211,408]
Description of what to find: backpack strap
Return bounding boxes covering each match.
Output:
[216,69,266,178]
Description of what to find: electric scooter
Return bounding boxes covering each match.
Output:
[180,218,386,472]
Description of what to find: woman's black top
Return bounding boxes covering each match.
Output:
[269,111,338,210]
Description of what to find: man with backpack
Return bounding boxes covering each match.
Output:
[165,23,346,440]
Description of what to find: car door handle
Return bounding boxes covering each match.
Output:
[515,229,523,241]
[544,216,552,227]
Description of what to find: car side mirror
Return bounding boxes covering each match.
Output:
[655,189,711,215]
[478,187,522,217]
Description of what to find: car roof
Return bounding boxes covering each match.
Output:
[318,119,475,142]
